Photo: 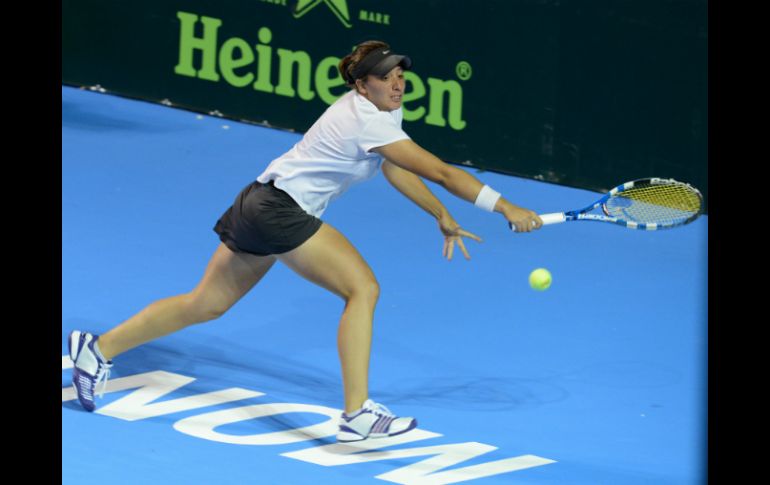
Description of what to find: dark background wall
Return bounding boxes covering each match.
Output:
[62,0,707,209]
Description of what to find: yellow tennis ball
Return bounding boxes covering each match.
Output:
[529,268,552,291]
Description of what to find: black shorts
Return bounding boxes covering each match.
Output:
[213,181,323,256]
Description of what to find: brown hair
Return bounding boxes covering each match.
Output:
[338,40,390,87]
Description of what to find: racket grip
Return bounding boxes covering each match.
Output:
[539,213,567,225]
[509,212,566,231]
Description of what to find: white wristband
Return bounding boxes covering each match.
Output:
[474,185,501,212]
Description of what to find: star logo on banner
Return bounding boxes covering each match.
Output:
[293,0,352,28]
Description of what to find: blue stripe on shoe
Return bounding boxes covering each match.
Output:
[341,410,363,422]
[338,425,359,434]
[372,415,394,434]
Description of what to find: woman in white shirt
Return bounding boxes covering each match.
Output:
[68,40,543,443]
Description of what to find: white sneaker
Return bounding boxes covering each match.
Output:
[68,330,113,412]
[337,399,417,443]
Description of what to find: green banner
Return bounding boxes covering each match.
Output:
[62,0,707,209]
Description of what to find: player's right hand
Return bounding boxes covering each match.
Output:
[503,203,542,233]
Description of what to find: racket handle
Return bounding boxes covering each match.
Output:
[539,212,567,225]
[509,212,566,231]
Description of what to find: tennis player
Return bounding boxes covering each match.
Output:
[68,40,543,442]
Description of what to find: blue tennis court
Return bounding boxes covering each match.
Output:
[62,85,707,484]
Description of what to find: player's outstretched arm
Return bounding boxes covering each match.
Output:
[381,159,481,260]
[374,139,542,232]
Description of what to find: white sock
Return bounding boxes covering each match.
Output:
[344,406,364,418]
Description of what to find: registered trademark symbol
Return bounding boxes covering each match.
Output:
[456,61,472,81]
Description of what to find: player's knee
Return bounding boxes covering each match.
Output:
[185,293,231,323]
[348,277,380,304]
[200,305,229,322]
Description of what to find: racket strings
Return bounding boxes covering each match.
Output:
[604,182,702,225]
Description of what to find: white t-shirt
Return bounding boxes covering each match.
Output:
[256,90,410,217]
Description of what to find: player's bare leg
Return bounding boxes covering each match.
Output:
[97,244,276,360]
[277,223,376,413]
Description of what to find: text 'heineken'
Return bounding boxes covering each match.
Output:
[174,11,467,130]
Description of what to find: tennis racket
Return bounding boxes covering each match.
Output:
[510,177,703,231]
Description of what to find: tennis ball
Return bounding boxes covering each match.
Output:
[529,268,552,291]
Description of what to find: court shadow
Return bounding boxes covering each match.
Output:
[377,376,571,412]
[62,101,146,132]
[112,335,343,405]
[61,401,84,412]
[62,100,186,134]
[63,331,571,415]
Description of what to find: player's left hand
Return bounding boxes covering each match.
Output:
[438,214,482,261]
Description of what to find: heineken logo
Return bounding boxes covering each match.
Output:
[174,11,469,130]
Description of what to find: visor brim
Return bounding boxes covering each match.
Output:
[369,55,412,77]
